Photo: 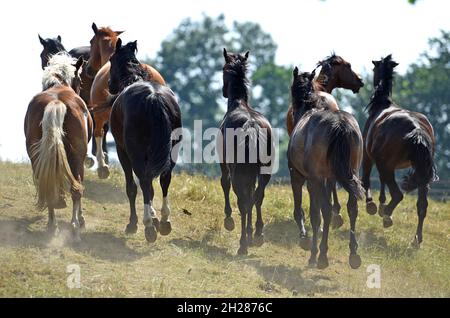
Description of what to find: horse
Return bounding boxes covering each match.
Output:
[109,39,182,242]
[24,53,93,241]
[288,67,364,269]
[87,23,165,179]
[219,49,274,255]
[38,34,93,117]
[286,54,364,229]
[362,55,437,248]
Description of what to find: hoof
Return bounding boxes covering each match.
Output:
[349,254,362,269]
[152,218,160,232]
[383,215,393,228]
[46,224,59,236]
[125,223,138,234]
[237,246,248,256]
[410,236,421,249]
[299,235,312,251]
[253,234,264,247]
[159,221,172,236]
[71,226,81,243]
[331,213,344,229]
[79,217,86,230]
[308,257,317,267]
[97,166,110,179]
[84,156,95,168]
[317,255,329,269]
[144,226,158,243]
[224,217,235,232]
[366,201,377,215]
[378,204,386,217]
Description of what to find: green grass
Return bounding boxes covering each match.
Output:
[0,161,449,297]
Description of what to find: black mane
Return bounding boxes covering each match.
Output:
[223,50,250,107]
[109,40,150,94]
[291,68,320,123]
[366,55,398,115]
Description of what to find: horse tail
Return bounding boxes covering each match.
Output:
[30,101,81,210]
[327,120,364,200]
[401,128,438,192]
[144,93,173,179]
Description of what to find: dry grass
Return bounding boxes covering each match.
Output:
[0,161,449,297]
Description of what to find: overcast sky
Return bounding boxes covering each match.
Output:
[0,0,449,161]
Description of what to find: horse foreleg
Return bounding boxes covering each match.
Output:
[253,173,271,247]
[318,182,332,269]
[362,153,376,215]
[289,167,310,250]
[94,115,109,179]
[47,206,58,235]
[347,192,361,269]
[378,182,387,217]
[117,147,138,234]
[221,164,234,231]
[307,181,321,266]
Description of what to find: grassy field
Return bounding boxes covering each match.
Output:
[0,161,449,297]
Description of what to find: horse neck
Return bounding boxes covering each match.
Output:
[118,63,147,91]
[316,71,336,93]
[367,78,394,117]
[291,94,316,125]
[226,79,250,112]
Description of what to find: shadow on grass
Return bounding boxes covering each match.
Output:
[170,231,338,296]
[83,178,127,204]
[0,216,143,263]
[263,219,300,248]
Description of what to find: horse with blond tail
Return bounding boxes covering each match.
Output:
[24,53,93,241]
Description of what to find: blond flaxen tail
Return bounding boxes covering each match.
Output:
[30,100,82,210]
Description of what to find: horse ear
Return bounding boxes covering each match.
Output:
[223,48,228,60]
[372,60,380,67]
[115,38,122,51]
[38,34,46,46]
[390,61,399,68]
[115,31,125,36]
[92,22,98,35]
[57,35,62,42]
[309,70,316,81]
[131,40,138,52]
[244,51,250,60]
[74,56,83,73]
[293,66,299,77]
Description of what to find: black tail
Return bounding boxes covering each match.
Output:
[401,128,438,192]
[327,121,364,200]
[144,93,173,179]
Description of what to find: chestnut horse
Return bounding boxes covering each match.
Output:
[288,67,364,269]
[219,49,274,255]
[24,53,93,241]
[87,23,165,179]
[362,55,437,248]
[286,54,363,228]
[109,40,182,242]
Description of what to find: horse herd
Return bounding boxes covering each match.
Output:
[26,23,438,269]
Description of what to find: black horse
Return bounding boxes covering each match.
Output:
[109,39,182,242]
[219,49,274,255]
[362,55,437,247]
[288,67,364,269]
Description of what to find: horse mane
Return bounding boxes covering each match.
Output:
[42,52,79,90]
[223,53,250,105]
[366,55,397,115]
[96,26,117,38]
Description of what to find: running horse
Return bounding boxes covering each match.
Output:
[288,67,364,269]
[24,53,93,241]
[362,55,437,248]
[286,54,364,229]
[219,49,274,255]
[87,23,165,179]
[109,39,182,242]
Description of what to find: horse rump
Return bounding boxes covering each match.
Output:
[401,128,438,192]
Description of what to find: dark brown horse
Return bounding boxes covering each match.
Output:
[87,23,165,179]
[109,40,182,242]
[286,54,364,228]
[362,55,437,248]
[219,49,274,255]
[288,67,364,269]
[24,53,93,241]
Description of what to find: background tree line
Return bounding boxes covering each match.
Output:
[143,15,449,182]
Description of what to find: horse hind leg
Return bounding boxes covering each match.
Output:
[70,190,82,243]
[117,147,138,234]
[378,167,403,228]
[47,206,59,236]
[347,192,362,269]
[318,182,332,269]
[221,164,234,231]
[378,182,387,217]
[140,178,159,243]
[362,154,377,215]
[330,180,344,229]
[411,185,428,248]
[94,116,109,179]
[307,181,321,267]
[159,169,173,236]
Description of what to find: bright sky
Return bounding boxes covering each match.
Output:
[0,0,449,161]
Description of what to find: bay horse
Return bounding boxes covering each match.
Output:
[219,49,274,255]
[288,67,364,269]
[87,23,165,179]
[24,53,93,241]
[286,54,364,229]
[109,39,182,242]
[362,55,437,248]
